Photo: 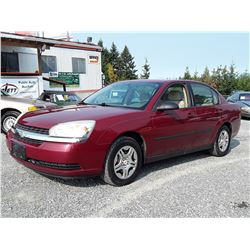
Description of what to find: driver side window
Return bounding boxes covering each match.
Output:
[160,84,189,108]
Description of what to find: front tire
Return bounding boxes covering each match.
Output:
[102,136,142,186]
[1,110,21,134]
[209,125,231,157]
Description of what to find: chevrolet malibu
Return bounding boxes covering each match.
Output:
[6,80,241,186]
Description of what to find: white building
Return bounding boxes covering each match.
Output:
[1,32,102,99]
[42,46,102,94]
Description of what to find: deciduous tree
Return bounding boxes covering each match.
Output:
[106,63,118,83]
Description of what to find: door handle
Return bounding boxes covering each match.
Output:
[215,110,223,116]
[187,112,196,118]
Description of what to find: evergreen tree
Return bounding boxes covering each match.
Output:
[236,71,250,91]
[210,65,222,90]
[98,39,110,84]
[201,66,210,84]
[109,42,122,79]
[193,70,199,81]
[140,58,150,79]
[120,46,138,80]
[227,64,238,93]
[97,39,104,48]
[183,67,192,80]
[212,65,235,95]
[179,64,250,93]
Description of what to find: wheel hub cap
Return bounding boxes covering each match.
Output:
[218,130,229,152]
[3,116,16,132]
[113,146,138,180]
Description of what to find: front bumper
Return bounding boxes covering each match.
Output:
[6,130,107,177]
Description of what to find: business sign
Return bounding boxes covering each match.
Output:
[88,55,99,64]
[49,72,59,78]
[50,72,80,87]
[1,78,39,98]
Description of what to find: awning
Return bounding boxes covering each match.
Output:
[0,32,102,51]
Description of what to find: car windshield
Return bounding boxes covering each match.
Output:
[239,93,250,101]
[84,81,161,109]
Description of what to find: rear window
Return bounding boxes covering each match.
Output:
[239,93,250,101]
[191,83,219,106]
[54,94,80,102]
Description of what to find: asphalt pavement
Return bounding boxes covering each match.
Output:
[1,120,250,217]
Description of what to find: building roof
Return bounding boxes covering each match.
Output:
[0,32,102,52]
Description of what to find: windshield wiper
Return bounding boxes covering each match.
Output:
[99,102,111,106]
[78,101,112,107]
[77,100,89,105]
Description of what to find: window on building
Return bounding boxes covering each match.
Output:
[41,55,57,73]
[72,58,86,74]
[1,52,19,72]
[191,83,219,106]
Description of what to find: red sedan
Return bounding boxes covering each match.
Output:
[6,80,241,186]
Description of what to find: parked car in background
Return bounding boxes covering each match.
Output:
[6,80,241,186]
[227,91,250,118]
[1,96,57,134]
[38,90,82,106]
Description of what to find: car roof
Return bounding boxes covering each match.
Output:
[116,80,222,95]
[117,79,208,84]
[233,91,250,94]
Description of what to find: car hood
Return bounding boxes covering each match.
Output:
[1,96,57,107]
[241,101,250,107]
[33,99,57,108]
[18,104,142,129]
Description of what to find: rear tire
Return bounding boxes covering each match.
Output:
[209,125,231,157]
[102,136,142,186]
[1,110,21,134]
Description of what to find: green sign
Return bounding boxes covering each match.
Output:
[51,72,80,87]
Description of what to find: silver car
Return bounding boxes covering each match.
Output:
[1,96,57,134]
[227,91,250,118]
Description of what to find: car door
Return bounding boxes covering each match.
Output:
[188,82,222,148]
[147,83,198,160]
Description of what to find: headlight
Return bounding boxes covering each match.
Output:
[241,106,250,112]
[28,106,38,112]
[49,120,96,139]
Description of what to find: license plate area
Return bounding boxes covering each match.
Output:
[12,142,26,160]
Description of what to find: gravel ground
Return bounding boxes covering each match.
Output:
[1,120,250,218]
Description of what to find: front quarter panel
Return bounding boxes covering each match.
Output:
[95,110,152,146]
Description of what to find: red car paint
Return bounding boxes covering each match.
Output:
[6,80,241,178]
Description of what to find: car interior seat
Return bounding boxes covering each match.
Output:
[167,90,186,108]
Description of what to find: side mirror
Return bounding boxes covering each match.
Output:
[157,102,179,112]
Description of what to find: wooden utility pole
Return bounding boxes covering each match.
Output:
[37,47,42,75]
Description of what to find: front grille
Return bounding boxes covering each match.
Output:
[16,123,49,135]
[14,133,43,145]
[28,158,81,170]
